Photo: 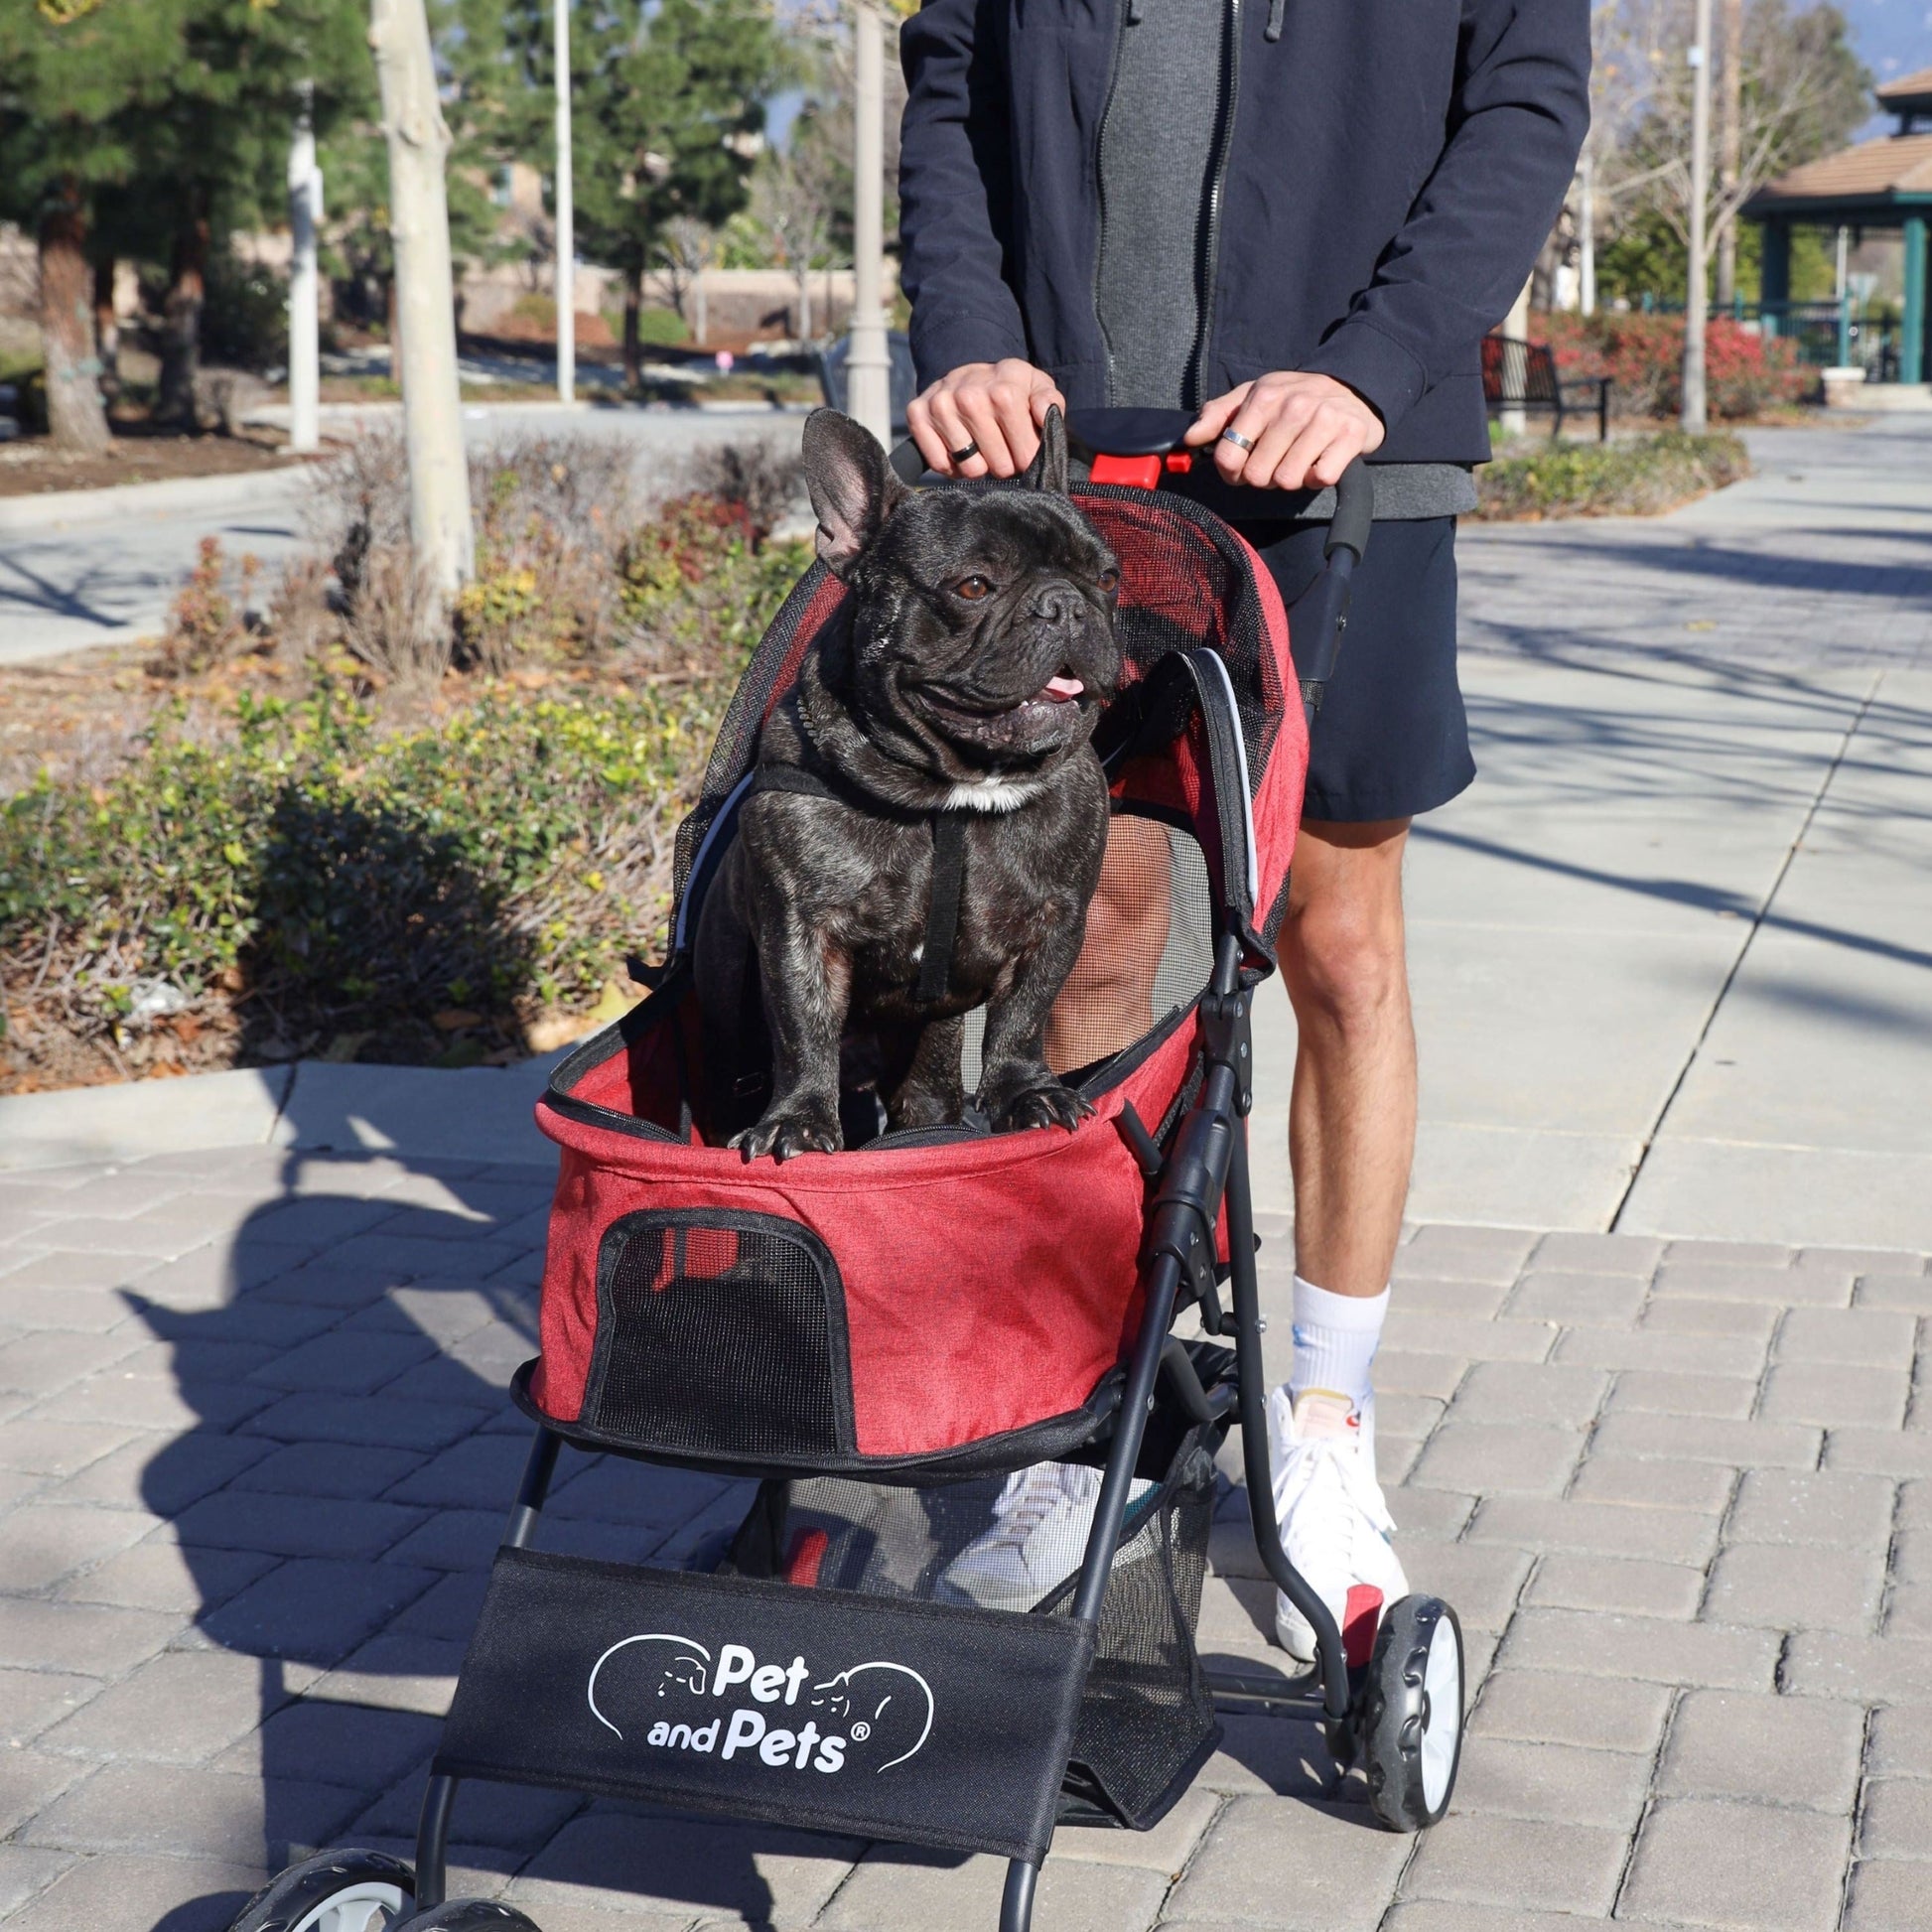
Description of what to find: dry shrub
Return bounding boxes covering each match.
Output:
[455,437,640,670]
[149,536,262,678]
[343,543,445,683]
[680,438,805,538]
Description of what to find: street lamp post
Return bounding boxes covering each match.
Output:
[1681,0,1715,431]
[288,81,324,455]
[846,0,893,449]
[1580,151,1596,318]
[553,0,575,406]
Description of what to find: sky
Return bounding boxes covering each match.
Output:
[1842,0,1931,84]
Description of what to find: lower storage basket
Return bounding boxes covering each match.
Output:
[723,1421,1223,1830]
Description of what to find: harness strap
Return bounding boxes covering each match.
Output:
[751,761,969,1009]
[916,811,967,1006]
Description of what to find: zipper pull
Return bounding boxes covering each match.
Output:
[1264,0,1285,40]
[1127,0,1144,20]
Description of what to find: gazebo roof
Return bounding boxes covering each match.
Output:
[1875,67,1932,116]
[1745,130,1932,214]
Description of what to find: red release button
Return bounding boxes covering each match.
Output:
[1090,453,1164,490]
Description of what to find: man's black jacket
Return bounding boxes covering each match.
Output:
[898,0,1591,464]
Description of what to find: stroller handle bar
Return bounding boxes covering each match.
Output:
[888,406,1372,566]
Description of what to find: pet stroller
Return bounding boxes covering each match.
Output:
[232,412,1465,1932]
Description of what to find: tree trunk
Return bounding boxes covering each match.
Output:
[622,264,642,390]
[386,273,402,390]
[370,0,474,604]
[693,273,707,350]
[159,207,209,428]
[1715,0,1744,310]
[797,269,811,342]
[38,189,110,455]
[92,255,120,402]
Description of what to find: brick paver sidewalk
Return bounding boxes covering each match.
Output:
[2,1150,1929,1931]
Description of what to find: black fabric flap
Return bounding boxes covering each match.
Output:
[436,1548,1094,1863]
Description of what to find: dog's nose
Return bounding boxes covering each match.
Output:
[1030,586,1078,627]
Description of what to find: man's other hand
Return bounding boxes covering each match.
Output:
[907,360,1067,479]
[1185,372,1385,489]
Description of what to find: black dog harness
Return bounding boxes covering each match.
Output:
[751,763,969,1007]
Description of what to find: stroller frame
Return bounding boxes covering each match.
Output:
[232,424,1463,1932]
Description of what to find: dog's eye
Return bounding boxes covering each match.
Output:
[953,575,993,602]
[1097,567,1121,595]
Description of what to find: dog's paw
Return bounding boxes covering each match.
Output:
[992,1082,1092,1135]
[730,1107,843,1163]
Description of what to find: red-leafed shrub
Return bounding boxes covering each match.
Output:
[1531,313,1810,420]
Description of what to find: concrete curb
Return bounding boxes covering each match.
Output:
[0,1050,569,1173]
[0,463,314,536]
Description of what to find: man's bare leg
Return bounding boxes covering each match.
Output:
[1268,814,1415,1661]
[1280,817,1416,1297]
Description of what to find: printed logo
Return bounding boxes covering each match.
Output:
[586,1635,935,1776]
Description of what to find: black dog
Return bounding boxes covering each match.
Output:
[695,406,1123,1161]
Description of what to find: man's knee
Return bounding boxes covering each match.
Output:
[1282,821,1410,1034]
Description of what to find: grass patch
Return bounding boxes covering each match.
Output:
[1473,431,1751,521]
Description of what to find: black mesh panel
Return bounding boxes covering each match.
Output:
[585,1210,852,1459]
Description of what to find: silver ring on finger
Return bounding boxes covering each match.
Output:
[949,441,980,465]
[1220,428,1256,453]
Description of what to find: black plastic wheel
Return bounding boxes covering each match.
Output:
[227,1849,415,1932]
[398,1903,542,1931]
[1358,1593,1464,1832]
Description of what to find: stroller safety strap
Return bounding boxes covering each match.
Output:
[752,760,971,1007]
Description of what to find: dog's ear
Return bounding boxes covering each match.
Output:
[802,408,904,577]
[1023,404,1069,495]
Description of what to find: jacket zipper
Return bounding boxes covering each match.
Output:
[1091,0,1132,407]
[1186,0,1242,410]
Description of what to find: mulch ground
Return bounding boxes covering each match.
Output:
[0,425,304,498]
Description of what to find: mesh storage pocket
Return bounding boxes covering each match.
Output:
[726,1426,1220,1831]
[582,1209,854,1459]
[1043,1434,1218,1829]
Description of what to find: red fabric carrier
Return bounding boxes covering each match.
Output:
[518,485,1308,1479]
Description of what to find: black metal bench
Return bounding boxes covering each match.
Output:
[1481,335,1611,441]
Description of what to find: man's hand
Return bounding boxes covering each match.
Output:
[906,359,1067,480]
[1184,371,1385,489]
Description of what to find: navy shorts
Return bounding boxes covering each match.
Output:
[1232,515,1473,824]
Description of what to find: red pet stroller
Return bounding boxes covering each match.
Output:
[234,413,1465,1932]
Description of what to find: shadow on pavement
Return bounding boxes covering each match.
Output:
[126,1064,789,1929]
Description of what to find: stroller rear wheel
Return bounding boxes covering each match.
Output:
[227,1849,415,1932]
[1359,1594,1463,1832]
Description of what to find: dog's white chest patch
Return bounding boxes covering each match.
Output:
[943,777,1042,813]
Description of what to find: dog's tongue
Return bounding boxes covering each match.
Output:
[1041,674,1085,702]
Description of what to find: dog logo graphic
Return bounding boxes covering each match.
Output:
[805,1662,933,1772]
[586,1633,713,1737]
[585,1635,934,1775]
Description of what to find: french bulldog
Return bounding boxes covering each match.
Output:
[695,406,1123,1160]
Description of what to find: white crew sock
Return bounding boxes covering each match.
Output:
[1288,1275,1390,1455]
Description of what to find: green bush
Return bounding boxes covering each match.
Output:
[2,677,730,1066]
[2,475,811,1078]
[1474,431,1750,521]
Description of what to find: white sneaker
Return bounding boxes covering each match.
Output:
[1268,1386,1407,1667]
[936,1462,1156,1612]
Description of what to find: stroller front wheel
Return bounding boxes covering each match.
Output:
[1359,1593,1464,1832]
[227,1848,415,1932]
[397,1903,542,1931]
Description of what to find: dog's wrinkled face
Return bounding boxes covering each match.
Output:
[802,408,1122,775]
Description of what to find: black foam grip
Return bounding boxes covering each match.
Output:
[1325,458,1373,563]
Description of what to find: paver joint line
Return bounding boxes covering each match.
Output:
[1605,665,1886,1238]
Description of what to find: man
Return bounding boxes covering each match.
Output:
[903,0,1589,1656]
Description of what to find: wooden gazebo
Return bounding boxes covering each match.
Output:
[1745,68,1932,381]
